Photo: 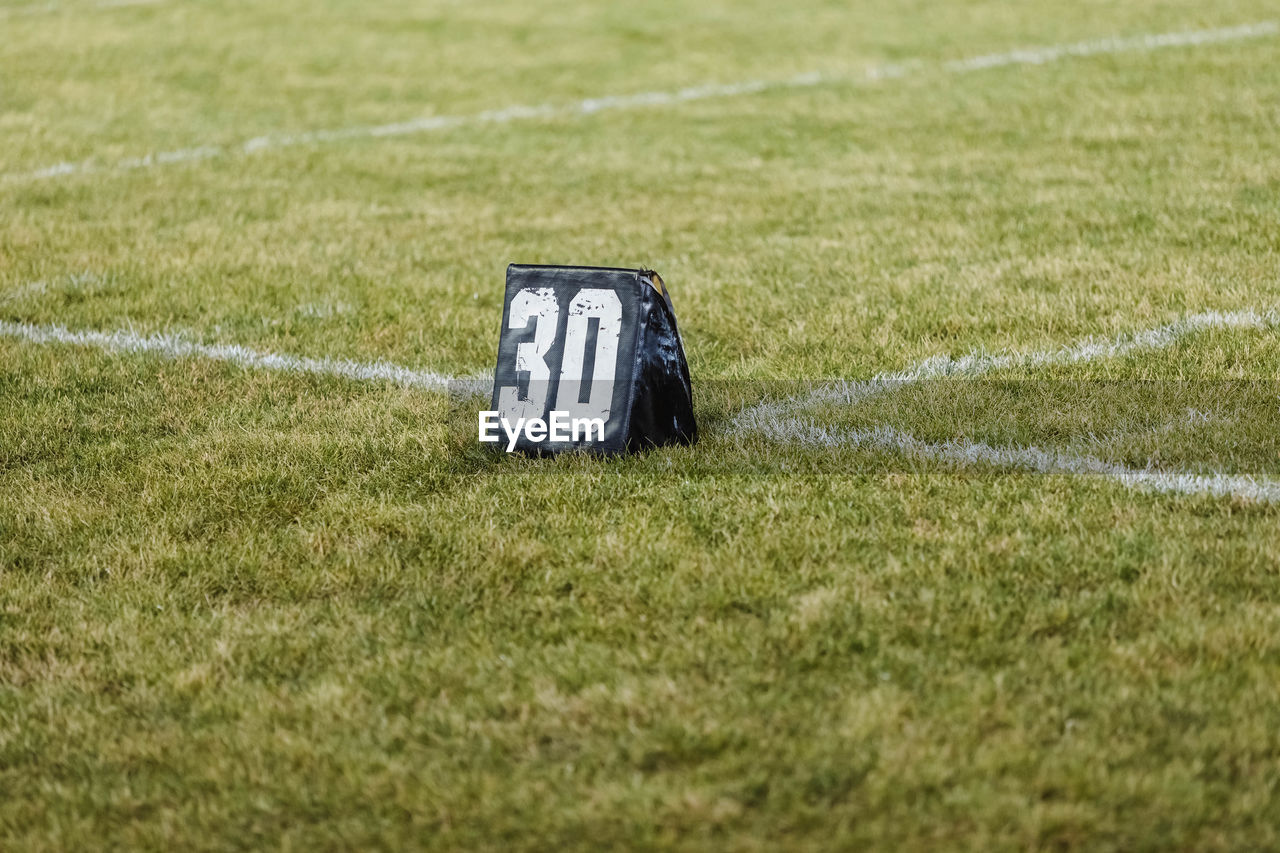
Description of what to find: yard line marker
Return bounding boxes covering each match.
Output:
[2,307,1276,501]
[754,420,1280,504]
[730,308,1280,434]
[0,319,471,392]
[4,20,1274,184]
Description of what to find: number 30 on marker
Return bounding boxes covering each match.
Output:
[496,286,622,423]
[488,264,698,454]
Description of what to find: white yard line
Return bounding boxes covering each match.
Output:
[2,306,1277,501]
[754,420,1280,504]
[726,306,1280,502]
[4,20,1274,184]
[729,309,1280,434]
[0,319,468,391]
[943,20,1278,71]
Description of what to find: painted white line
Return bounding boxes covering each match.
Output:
[4,20,1274,184]
[730,307,1280,503]
[0,319,469,392]
[945,20,1278,71]
[756,420,1280,504]
[730,309,1280,434]
[1,307,1275,502]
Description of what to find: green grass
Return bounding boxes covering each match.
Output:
[3,0,1280,848]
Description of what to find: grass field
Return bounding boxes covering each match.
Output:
[4,0,1280,848]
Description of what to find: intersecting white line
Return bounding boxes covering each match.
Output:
[729,309,1280,434]
[728,308,1280,503]
[2,306,1276,502]
[751,420,1280,504]
[3,20,1275,184]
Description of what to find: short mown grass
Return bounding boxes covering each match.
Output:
[3,0,1280,848]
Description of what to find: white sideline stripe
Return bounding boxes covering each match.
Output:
[4,20,1274,184]
[730,309,1280,433]
[0,320,468,392]
[759,420,1280,504]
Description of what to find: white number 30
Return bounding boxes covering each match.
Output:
[497,287,623,424]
